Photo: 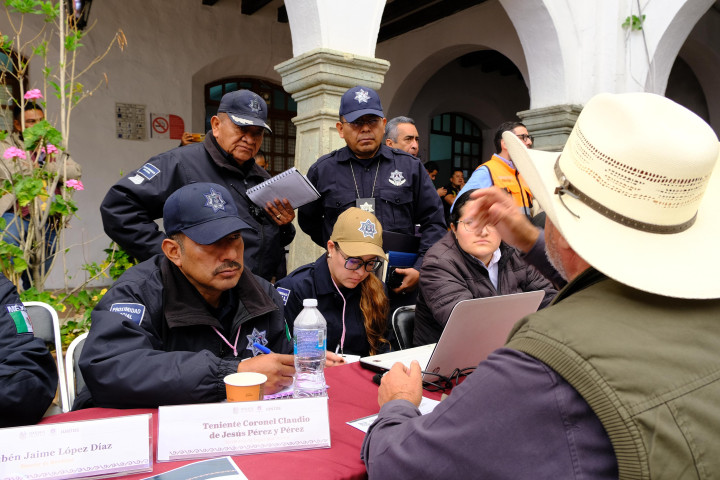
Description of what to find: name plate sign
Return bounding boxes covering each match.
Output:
[157,397,330,461]
[0,414,152,480]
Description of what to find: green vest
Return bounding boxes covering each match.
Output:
[507,269,720,480]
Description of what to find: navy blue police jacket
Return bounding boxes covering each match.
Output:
[100,134,294,281]
[298,145,446,269]
[74,255,290,409]
[0,273,57,426]
[275,254,392,357]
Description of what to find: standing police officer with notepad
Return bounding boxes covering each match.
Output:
[101,90,295,281]
[299,86,446,299]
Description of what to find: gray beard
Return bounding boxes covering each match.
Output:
[545,241,568,282]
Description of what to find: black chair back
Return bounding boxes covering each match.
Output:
[392,306,415,350]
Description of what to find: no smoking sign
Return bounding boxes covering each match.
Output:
[150,113,185,140]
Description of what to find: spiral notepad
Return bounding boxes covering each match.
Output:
[246,167,320,209]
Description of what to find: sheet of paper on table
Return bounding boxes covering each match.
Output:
[346,396,441,433]
[141,456,247,480]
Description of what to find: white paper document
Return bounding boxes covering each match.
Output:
[347,397,441,433]
[246,167,320,209]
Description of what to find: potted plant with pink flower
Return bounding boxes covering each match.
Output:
[0,1,124,291]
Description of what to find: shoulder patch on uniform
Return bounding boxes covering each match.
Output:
[5,303,32,335]
[275,287,290,306]
[138,163,160,180]
[110,303,146,325]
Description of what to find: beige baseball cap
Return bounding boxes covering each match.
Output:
[330,208,387,260]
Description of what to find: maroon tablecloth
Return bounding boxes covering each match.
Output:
[40,362,393,480]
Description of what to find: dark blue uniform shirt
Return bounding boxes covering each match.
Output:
[276,254,392,357]
[298,145,446,269]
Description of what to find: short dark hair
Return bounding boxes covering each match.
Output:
[493,121,526,153]
[424,161,439,173]
[12,102,43,120]
[449,189,477,225]
[450,167,464,176]
[384,116,415,142]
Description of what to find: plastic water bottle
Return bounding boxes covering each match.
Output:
[292,299,327,398]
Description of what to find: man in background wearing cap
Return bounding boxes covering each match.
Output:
[76,183,294,408]
[361,92,720,477]
[100,90,295,282]
[298,86,446,303]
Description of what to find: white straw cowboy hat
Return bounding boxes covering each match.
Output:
[505,92,720,299]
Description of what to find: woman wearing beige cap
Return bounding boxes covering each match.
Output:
[276,208,391,357]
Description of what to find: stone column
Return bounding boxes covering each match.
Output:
[275,48,390,271]
[517,104,583,152]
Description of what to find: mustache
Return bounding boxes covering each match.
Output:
[213,261,242,275]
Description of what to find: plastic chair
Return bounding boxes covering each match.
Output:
[392,305,415,350]
[65,332,88,409]
[24,301,70,413]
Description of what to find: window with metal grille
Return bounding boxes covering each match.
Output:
[429,113,482,176]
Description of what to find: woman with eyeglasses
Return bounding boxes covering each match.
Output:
[275,208,392,357]
[413,189,557,347]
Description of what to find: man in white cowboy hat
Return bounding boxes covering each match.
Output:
[361,92,720,478]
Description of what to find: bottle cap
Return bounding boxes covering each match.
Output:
[302,298,318,307]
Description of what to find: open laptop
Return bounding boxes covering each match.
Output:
[360,290,545,377]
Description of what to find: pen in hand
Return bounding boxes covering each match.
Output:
[253,342,272,354]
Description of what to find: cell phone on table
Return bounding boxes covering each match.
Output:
[386,266,403,289]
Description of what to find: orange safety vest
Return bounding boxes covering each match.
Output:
[477,155,533,210]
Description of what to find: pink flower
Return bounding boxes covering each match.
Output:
[3,147,27,160]
[42,144,59,155]
[65,179,84,191]
[24,89,43,100]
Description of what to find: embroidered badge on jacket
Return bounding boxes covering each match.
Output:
[389,169,406,186]
[6,303,32,334]
[246,328,268,356]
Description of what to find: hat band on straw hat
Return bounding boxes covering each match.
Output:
[553,158,697,235]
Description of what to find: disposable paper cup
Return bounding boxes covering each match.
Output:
[224,372,267,402]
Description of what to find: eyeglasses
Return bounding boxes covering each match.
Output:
[342,117,382,129]
[336,247,383,272]
[515,133,533,143]
[456,219,490,235]
[421,367,476,392]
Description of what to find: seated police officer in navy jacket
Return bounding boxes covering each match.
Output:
[276,208,391,357]
[76,183,296,409]
[0,272,57,426]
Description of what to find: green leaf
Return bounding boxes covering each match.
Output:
[64,31,84,52]
[22,119,63,150]
[39,0,59,21]
[49,196,78,217]
[48,80,61,100]
[32,40,48,57]
[13,176,45,206]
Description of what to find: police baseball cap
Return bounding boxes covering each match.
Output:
[164,183,254,245]
[339,86,384,123]
[217,90,272,134]
[330,207,387,260]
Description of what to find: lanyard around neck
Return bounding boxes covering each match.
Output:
[349,159,381,199]
[212,326,242,357]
